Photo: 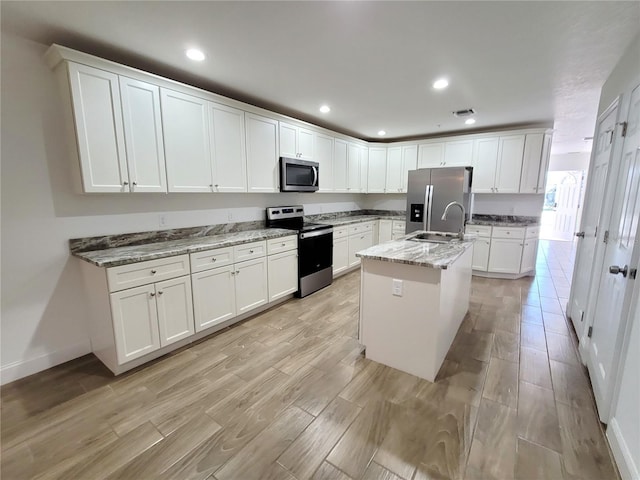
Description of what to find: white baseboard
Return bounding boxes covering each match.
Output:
[607,418,639,480]
[0,340,92,385]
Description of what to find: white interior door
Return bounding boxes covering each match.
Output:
[552,175,581,241]
[568,102,619,340]
[588,83,640,422]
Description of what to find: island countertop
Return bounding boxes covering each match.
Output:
[355,232,475,269]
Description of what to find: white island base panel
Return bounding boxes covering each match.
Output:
[359,247,472,383]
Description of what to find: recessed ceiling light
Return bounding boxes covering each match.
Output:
[465,118,476,125]
[378,130,386,136]
[433,78,449,90]
[319,105,331,113]
[186,48,205,61]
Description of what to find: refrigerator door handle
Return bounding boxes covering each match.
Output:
[426,185,434,231]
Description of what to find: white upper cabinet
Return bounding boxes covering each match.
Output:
[279,122,314,160]
[67,63,129,192]
[161,88,213,192]
[245,113,279,192]
[496,135,525,193]
[209,102,247,192]
[386,147,403,192]
[347,142,362,192]
[472,137,500,193]
[444,140,473,166]
[418,143,444,168]
[401,145,418,192]
[333,139,348,192]
[360,146,369,193]
[537,134,552,192]
[367,146,387,193]
[315,133,334,192]
[119,76,167,193]
[519,133,546,193]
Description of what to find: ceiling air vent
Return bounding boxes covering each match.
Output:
[452,108,476,118]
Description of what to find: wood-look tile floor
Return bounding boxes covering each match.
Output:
[1,240,620,480]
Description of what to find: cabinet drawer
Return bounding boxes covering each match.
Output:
[525,226,540,239]
[190,246,234,273]
[392,220,406,232]
[233,241,266,262]
[348,222,373,236]
[491,227,525,240]
[333,227,349,239]
[466,225,492,237]
[107,254,190,292]
[267,235,298,255]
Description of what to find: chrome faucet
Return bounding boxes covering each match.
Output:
[441,201,466,239]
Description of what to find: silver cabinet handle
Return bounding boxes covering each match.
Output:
[151,269,157,274]
[249,249,254,254]
[609,265,628,277]
[236,270,240,274]
[150,292,155,297]
[575,232,585,238]
[123,181,129,186]
[212,257,217,262]
[231,271,235,276]
[158,291,163,295]
[132,182,137,186]
[281,243,286,246]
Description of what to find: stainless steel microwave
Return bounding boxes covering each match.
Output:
[279,157,319,192]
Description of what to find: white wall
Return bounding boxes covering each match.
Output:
[598,32,640,116]
[472,194,544,216]
[0,32,363,383]
[548,152,591,172]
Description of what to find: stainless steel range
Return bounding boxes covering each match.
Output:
[266,206,333,297]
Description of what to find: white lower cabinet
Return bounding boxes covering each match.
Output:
[520,240,538,273]
[110,275,193,364]
[472,238,491,271]
[391,220,406,240]
[333,227,349,276]
[348,229,374,267]
[268,250,298,301]
[488,239,524,274]
[192,265,236,332]
[378,219,392,243]
[235,257,268,314]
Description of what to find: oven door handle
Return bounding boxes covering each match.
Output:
[312,166,318,187]
[300,228,333,239]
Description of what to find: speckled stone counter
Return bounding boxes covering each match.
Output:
[356,232,474,269]
[315,214,405,227]
[467,214,540,227]
[72,228,295,267]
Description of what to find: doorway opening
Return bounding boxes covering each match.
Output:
[540,170,586,241]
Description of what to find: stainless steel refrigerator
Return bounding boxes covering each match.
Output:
[405,167,473,234]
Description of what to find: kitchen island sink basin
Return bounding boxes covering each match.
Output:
[407,232,460,244]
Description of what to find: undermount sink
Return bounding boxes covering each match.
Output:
[408,232,460,244]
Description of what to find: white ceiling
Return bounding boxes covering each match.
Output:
[2,1,639,154]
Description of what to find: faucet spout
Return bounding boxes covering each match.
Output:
[441,201,466,238]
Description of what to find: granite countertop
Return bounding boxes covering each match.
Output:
[73,228,295,267]
[355,232,474,269]
[316,215,405,227]
[466,214,540,227]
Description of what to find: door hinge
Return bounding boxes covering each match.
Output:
[603,230,609,244]
[630,268,637,280]
[580,311,585,322]
[618,121,628,137]
[587,326,593,338]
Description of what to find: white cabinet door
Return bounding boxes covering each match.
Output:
[161,88,213,192]
[348,231,374,267]
[401,145,418,192]
[378,219,393,243]
[333,237,349,276]
[67,63,128,192]
[519,133,544,193]
[209,102,247,192]
[488,238,523,274]
[495,135,525,193]
[155,276,194,347]
[279,122,298,158]
[110,284,160,364]
[444,140,473,166]
[537,134,553,192]
[360,146,369,193]
[367,147,387,193]
[235,257,268,314]
[472,137,499,193]
[472,238,491,271]
[347,143,361,192]
[418,143,444,168]
[298,128,314,160]
[315,133,334,192]
[192,265,236,332]
[268,250,298,301]
[520,240,538,273]
[333,139,348,192]
[119,76,167,192]
[246,113,279,192]
[385,147,403,193]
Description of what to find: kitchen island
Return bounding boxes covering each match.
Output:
[356,233,474,382]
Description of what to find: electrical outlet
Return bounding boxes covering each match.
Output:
[392,279,403,297]
[159,214,168,227]
[228,211,233,222]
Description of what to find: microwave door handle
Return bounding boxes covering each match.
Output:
[312,166,318,187]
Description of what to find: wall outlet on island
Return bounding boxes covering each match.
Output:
[159,213,168,228]
[392,279,403,297]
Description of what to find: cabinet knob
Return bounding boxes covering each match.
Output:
[132,182,137,186]
[212,257,217,262]
[215,184,219,188]
[151,269,157,274]
[158,291,163,295]
[150,292,155,297]
[249,249,254,253]
[282,243,286,246]
[209,184,213,188]
[231,271,235,276]
[123,181,129,186]
[236,270,240,274]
